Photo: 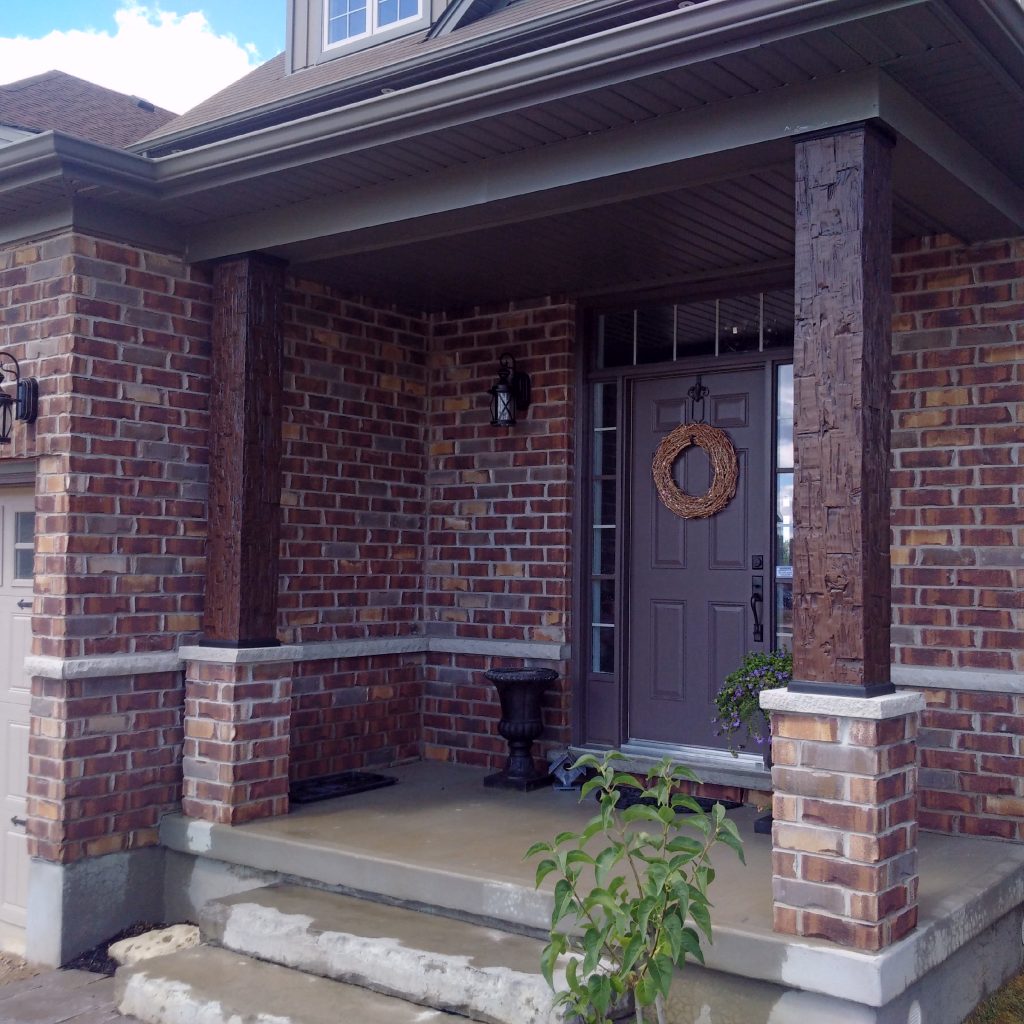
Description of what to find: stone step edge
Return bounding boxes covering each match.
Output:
[115,944,456,1024]
[201,885,564,1024]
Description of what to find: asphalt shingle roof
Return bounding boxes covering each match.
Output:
[135,0,610,149]
[0,71,176,149]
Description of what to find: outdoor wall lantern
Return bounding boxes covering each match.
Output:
[489,352,531,427]
[0,353,39,445]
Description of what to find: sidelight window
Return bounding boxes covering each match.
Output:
[774,364,794,649]
[589,382,618,674]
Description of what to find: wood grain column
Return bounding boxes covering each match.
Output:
[791,123,894,697]
[203,253,286,647]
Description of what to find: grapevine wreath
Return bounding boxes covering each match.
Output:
[652,421,739,520]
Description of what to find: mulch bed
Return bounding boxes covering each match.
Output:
[62,922,168,977]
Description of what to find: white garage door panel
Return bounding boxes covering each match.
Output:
[0,489,34,951]
[1,612,31,707]
[1,720,28,921]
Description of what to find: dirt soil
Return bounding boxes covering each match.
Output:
[0,952,40,986]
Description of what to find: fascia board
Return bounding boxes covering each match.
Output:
[150,0,927,197]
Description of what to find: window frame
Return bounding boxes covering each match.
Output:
[321,0,428,55]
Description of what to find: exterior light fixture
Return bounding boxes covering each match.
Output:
[489,352,531,427]
[0,353,38,445]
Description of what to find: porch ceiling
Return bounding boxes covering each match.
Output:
[276,159,947,311]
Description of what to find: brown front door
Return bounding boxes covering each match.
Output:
[627,367,769,747]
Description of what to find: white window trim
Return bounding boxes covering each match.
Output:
[322,0,427,53]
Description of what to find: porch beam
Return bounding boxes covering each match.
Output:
[203,253,286,647]
[878,73,1024,232]
[790,123,894,697]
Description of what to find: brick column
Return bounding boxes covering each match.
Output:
[762,690,924,951]
[182,653,293,824]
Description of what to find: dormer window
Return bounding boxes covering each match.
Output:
[288,0,442,73]
[326,0,422,45]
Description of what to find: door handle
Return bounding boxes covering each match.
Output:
[16,600,31,610]
[10,817,26,828]
[750,576,764,643]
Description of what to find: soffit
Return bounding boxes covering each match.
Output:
[280,164,945,311]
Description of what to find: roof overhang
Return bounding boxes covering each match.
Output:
[0,0,1022,308]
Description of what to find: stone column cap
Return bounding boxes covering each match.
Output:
[760,688,925,720]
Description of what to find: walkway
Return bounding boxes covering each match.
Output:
[0,968,137,1024]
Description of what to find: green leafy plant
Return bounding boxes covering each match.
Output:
[526,753,744,1024]
[713,648,792,755]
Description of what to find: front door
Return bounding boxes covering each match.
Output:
[627,368,769,748]
[0,489,33,952]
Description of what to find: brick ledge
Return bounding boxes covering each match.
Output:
[27,637,570,678]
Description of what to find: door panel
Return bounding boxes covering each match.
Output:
[628,369,768,747]
[0,489,34,946]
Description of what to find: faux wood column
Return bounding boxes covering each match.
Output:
[767,123,923,953]
[791,123,894,697]
[203,253,286,647]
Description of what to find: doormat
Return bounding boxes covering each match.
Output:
[289,770,398,805]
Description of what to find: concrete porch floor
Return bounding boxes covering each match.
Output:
[160,761,1024,1023]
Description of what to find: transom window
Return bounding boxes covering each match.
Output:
[595,290,793,369]
[326,0,422,45]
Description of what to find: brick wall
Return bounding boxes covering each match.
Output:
[279,280,428,643]
[290,654,422,779]
[891,233,1024,840]
[28,670,183,863]
[422,298,575,768]
[891,234,1023,673]
[0,235,72,463]
[1,231,212,863]
[31,235,211,658]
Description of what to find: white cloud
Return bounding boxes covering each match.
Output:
[0,3,263,115]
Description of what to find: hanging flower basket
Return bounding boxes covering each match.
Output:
[714,649,792,758]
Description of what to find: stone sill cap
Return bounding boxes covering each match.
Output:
[760,688,925,720]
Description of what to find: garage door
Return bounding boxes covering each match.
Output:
[0,489,33,953]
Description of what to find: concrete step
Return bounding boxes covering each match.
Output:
[201,882,562,1024]
[115,944,457,1024]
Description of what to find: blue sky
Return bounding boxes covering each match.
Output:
[0,2,284,60]
[0,3,285,113]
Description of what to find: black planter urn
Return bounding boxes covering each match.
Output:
[483,668,558,791]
